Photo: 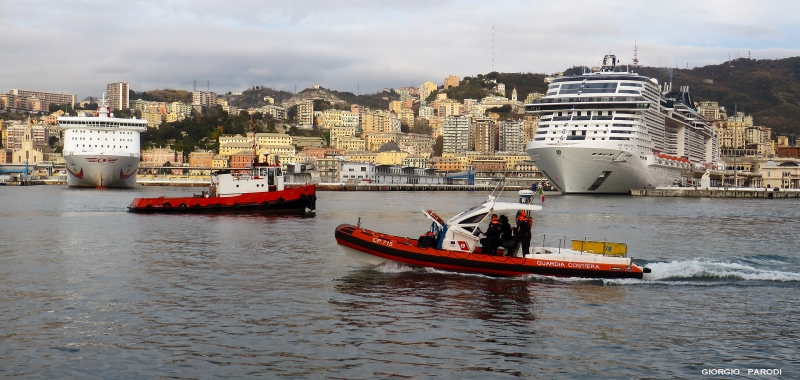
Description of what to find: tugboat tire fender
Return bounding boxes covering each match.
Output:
[233,203,240,209]
[277,198,285,205]
[163,202,172,208]
[262,201,270,209]
[179,203,187,211]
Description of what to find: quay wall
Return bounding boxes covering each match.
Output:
[2,177,520,192]
[630,188,800,199]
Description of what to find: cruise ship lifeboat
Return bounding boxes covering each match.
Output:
[335,196,650,279]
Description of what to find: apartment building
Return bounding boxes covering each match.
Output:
[330,126,356,149]
[364,132,399,152]
[339,137,366,152]
[188,151,214,167]
[361,110,399,133]
[499,119,524,153]
[418,81,437,100]
[398,109,415,128]
[418,106,435,119]
[473,118,495,154]
[696,101,727,122]
[438,100,463,117]
[192,90,217,108]
[141,147,184,167]
[107,82,130,110]
[297,100,314,126]
[169,101,193,115]
[397,133,434,155]
[8,89,76,108]
[444,75,460,89]
[442,115,472,154]
[388,100,403,114]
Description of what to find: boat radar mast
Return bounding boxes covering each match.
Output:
[600,54,617,72]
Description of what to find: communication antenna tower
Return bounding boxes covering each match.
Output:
[632,40,639,67]
[193,80,196,92]
[492,21,494,72]
[207,81,210,91]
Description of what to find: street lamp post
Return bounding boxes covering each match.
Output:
[733,149,737,188]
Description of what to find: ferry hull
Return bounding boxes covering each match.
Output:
[64,155,140,188]
[527,145,682,194]
[335,224,645,279]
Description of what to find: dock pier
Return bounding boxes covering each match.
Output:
[630,188,800,199]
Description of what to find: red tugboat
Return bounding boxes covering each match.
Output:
[128,117,315,214]
[335,195,650,279]
[127,163,315,213]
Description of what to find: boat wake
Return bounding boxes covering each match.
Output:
[516,259,800,286]
[372,258,800,285]
[376,261,419,274]
[640,259,800,282]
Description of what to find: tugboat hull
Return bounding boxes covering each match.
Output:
[128,184,315,213]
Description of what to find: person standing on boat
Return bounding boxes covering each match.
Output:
[499,215,515,256]
[515,210,532,257]
[484,214,501,255]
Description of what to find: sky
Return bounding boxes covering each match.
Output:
[2,0,799,100]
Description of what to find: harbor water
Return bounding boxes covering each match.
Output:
[1,186,798,378]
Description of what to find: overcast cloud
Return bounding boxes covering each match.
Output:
[2,0,798,99]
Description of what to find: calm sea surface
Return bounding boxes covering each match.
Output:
[1,186,798,379]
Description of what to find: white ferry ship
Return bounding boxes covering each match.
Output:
[525,54,719,194]
[58,94,148,188]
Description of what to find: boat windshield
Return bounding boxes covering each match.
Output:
[449,202,488,222]
[459,212,487,224]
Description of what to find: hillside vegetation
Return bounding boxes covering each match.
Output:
[468,58,800,135]
[131,89,192,103]
[136,56,800,144]
[634,57,800,135]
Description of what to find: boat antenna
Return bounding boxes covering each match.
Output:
[251,115,258,166]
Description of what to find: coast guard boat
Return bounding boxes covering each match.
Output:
[335,196,650,279]
[58,94,148,188]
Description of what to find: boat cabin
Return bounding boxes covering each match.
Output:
[423,197,542,253]
[211,164,284,197]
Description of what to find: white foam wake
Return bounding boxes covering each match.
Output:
[376,261,418,273]
[641,259,800,282]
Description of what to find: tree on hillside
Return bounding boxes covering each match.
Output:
[413,118,432,135]
[313,99,333,112]
[433,136,443,157]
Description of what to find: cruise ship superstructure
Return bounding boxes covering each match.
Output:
[525,54,719,194]
[58,95,148,188]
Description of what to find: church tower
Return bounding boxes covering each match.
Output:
[511,87,518,102]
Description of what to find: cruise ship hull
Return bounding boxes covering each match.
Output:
[527,146,683,194]
[64,155,140,188]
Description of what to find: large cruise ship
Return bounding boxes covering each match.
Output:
[525,54,719,194]
[58,95,148,188]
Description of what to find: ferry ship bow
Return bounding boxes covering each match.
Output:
[58,94,148,188]
[525,54,719,194]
